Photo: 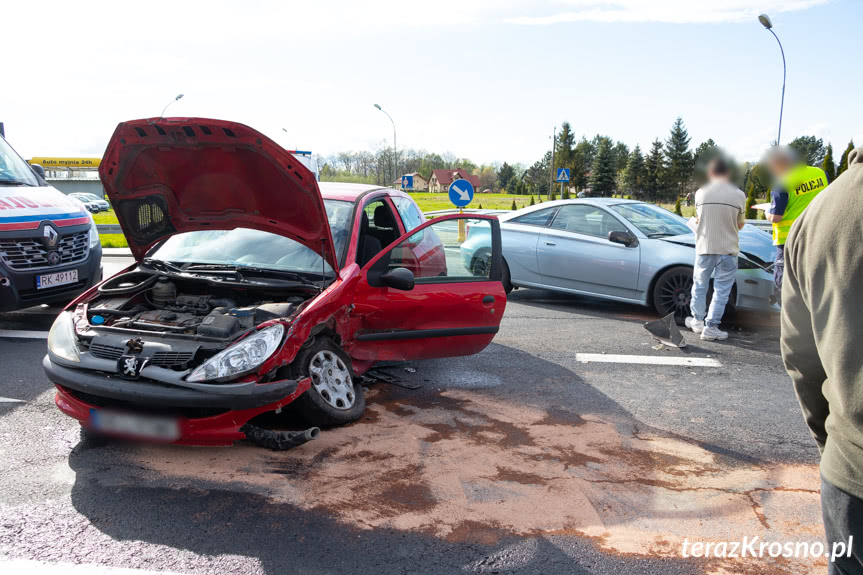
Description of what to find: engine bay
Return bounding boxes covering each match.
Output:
[84,270,310,340]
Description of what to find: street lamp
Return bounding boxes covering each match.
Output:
[374,104,397,187]
[758,13,786,145]
[160,94,184,119]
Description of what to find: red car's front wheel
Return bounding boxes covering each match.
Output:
[293,338,365,427]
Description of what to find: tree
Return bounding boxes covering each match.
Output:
[590,137,616,197]
[611,141,630,175]
[571,138,593,190]
[745,180,758,219]
[511,200,517,210]
[674,195,682,216]
[556,122,575,173]
[694,139,717,164]
[663,117,694,200]
[644,139,665,201]
[529,195,535,206]
[837,140,855,177]
[789,136,825,166]
[497,162,515,191]
[821,144,836,183]
[623,145,645,197]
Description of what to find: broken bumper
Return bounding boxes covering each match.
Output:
[43,355,298,410]
[45,356,312,446]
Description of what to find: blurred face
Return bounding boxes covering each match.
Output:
[767,156,792,179]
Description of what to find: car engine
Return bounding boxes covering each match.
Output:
[85,272,307,340]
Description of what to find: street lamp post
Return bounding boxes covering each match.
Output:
[374,104,397,188]
[549,126,556,200]
[758,14,786,145]
[160,94,184,119]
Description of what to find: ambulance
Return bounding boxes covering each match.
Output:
[0,132,102,312]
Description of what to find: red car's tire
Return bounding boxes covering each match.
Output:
[293,338,365,427]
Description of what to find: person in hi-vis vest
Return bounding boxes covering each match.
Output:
[764,147,829,305]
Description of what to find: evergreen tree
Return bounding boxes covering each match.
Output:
[644,139,665,201]
[511,200,517,210]
[572,138,593,189]
[674,196,682,216]
[611,141,630,175]
[497,162,515,190]
[664,117,694,200]
[789,135,826,166]
[556,122,575,173]
[837,140,855,177]
[623,145,645,197]
[590,137,616,197]
[821,144,836,183]
[745,180,757,219]
[529,195,535,206]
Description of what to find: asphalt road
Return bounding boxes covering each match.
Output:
[0,259,823,575]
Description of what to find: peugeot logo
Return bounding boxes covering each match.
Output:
[43,225,59,248]
[46,251,61,266]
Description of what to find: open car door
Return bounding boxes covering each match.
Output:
[348,214,506,363]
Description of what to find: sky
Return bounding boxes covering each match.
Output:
[1,0,858,167]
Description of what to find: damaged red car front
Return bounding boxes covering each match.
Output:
[43,118,506,447]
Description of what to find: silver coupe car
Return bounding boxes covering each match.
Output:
[460,199,776,319]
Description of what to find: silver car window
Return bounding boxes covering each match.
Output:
[511,207,557,227]
[549,205,627,238]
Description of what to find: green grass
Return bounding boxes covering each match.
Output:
[409,193,532,212]
[93,209,119,225]
[99,234,128,248]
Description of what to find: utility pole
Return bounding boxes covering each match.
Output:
[549,126,556,200]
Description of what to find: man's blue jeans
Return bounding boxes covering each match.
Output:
[690,254,737,327]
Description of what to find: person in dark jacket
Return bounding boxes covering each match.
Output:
[781,147,863,575]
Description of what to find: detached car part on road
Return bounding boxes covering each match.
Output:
[43,117,505,446]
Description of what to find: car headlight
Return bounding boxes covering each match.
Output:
[87,213,99,248]
[48,311,80,363]
[187,324,284,382]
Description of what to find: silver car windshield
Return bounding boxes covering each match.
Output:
[610,203,691,237]
[0,137,38,187]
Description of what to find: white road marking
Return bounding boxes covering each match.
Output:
[0,557,187,574]
[0,397,25,403]
[575,353,722,367]
[0,330,49,339]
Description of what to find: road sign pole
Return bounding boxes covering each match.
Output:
[560,182,563,198]
[458,207,466,242]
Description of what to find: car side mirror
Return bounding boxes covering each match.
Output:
[379,267,415,291]
[30,164,45,179]
[608,230,638,247]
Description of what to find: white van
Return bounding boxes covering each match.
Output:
[0,133,102,311]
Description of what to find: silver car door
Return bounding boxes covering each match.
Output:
[501,207,558,285]
[536,204,640,299]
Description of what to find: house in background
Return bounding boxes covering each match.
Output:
[427,169,481,194]
[393,172,429,191]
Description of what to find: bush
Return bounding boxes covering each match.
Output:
[674,196,683,216]
[563,189,570,199]
[478,203,483,209]
[529,195,535,206]
[511,200,517,210]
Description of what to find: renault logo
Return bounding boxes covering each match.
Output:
[43,225,59,248]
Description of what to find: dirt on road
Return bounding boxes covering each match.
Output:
[130,386,823,575]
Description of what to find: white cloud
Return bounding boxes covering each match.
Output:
[506,0,830,25]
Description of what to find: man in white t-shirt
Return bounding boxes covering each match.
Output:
[684,157,746,341]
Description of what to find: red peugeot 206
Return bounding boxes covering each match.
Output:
[42,118,505,447]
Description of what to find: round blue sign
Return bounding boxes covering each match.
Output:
[448,179,474,208]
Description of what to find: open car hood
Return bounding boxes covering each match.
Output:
[99,118,337,270]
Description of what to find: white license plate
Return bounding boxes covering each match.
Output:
[90,409,180,441]
[36,269,78,289]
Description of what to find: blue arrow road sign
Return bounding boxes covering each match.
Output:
[448,179,474,208]
[401,175,413,189]
[556,168,570,182]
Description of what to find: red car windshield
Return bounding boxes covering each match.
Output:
[148,200,354,276]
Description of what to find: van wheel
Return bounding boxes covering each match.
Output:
[293,338,365,427]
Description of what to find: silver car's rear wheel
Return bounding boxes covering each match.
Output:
[309,350,355,410]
